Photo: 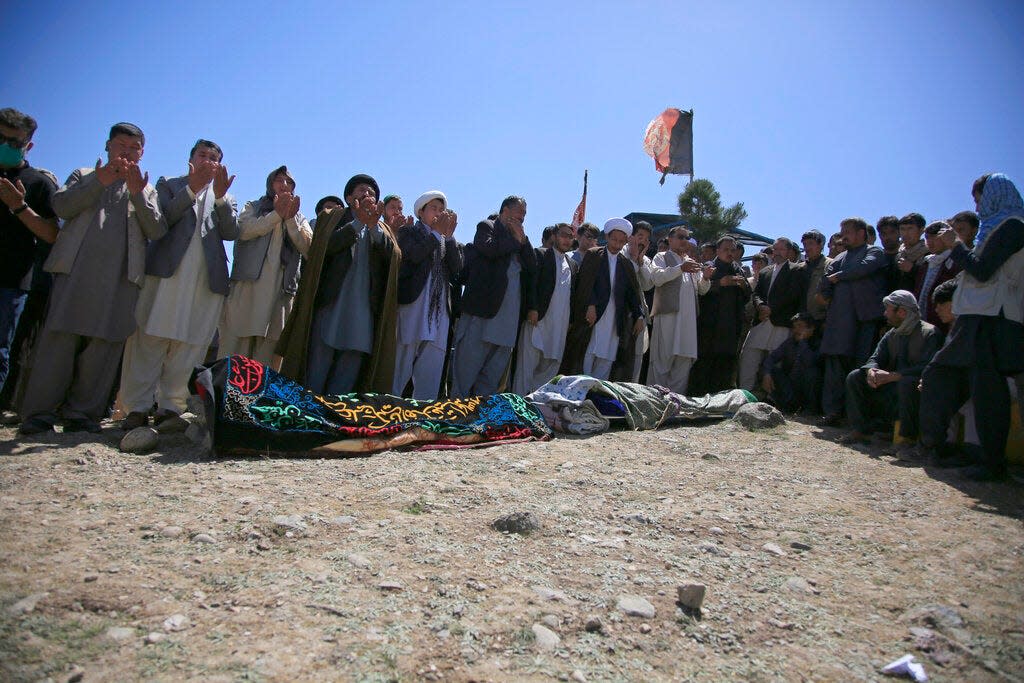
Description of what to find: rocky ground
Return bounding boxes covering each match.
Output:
[1,412,1022,682]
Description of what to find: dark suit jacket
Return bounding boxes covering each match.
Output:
[531,247,579,321]
[753,260,806,327]
[148,175,238,295]
[560,248,643,377]
[912,254,961,333]
[396,220,463,306]
[460,218,536,319]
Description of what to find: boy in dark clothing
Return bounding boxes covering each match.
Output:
[761,313,820,413]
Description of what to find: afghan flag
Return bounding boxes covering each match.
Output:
[643,108,693,184]
[570,170,588,228]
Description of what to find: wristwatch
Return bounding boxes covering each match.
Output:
[12,203,29,215]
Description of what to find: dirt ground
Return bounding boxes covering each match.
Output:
[1,413,1022,683]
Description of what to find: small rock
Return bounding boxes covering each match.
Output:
[709,526,725,536]
[532,623,560,650]
[491,511,541,535]
[7,592,48,615]
[64,665,85,683]
[163,613,188,632]
[160,526,184,539]
[762,542,787,557]
[571,670,588,683]
[272,514,307,533]
[676,583,706,610]
[701,453,720,461]
[105,626,135,640]
[83,575,98,583]
[145,631,166,644]
[639,623,652,634]
[697,541,726,556]
[731,403,786,430]
[616,595,656,618]
[378,581,404,592]
[584,617,603,633]
[192,533,216,544]
[767,618,793,630]
[119,427,159,454]
[347,553,371,568]
[790,541,812,551]
[331,515,357,526]
[542,614,560,629]
[533,586,570,602]
[784,576,819,595]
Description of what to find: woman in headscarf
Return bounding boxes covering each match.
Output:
[918,173,1024,480]
[219,165,313,364]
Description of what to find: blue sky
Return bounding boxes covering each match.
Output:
[5,1,1023,248]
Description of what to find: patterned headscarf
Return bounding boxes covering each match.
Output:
[975,173,1023,249]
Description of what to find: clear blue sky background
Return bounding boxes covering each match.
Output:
[5,1,1023,249]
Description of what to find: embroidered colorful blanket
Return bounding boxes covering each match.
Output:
[190,356,552,456]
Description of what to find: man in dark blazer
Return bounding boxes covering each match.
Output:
[817,217,889,425]
[560,218,644,381]
[689,235,752,395]
[450,196,536,397]
[118,140,238,430]
[737,237,807,390]
[513,223,578,394]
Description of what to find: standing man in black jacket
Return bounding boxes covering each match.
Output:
[450,196,536,397]
[513,223,577,394]
[737,237,806,390]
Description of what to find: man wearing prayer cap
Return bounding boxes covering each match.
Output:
[560,218,645,381]
[450,195,536,397]
[837,289,940,457]
[275,173,400,395]
[393,191,462,399]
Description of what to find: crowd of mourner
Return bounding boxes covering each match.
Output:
[2,109,1022,481]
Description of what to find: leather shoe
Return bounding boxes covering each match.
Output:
[817,413,843,427]
[961,464,1008,482]
[121,411,149,430]
[63,418,102,434]
[18,417,55,435]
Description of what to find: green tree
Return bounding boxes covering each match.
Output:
[676,178,748,244]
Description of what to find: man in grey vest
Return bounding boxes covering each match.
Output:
[20,123,166,434]
[118,139,238,431]
[219,165,312,365]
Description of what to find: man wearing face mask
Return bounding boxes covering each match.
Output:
[0,108,58,406]
[561,218,645,381]
[276,174,401,395]
[19,123,166,435]
[117,140,239,431]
